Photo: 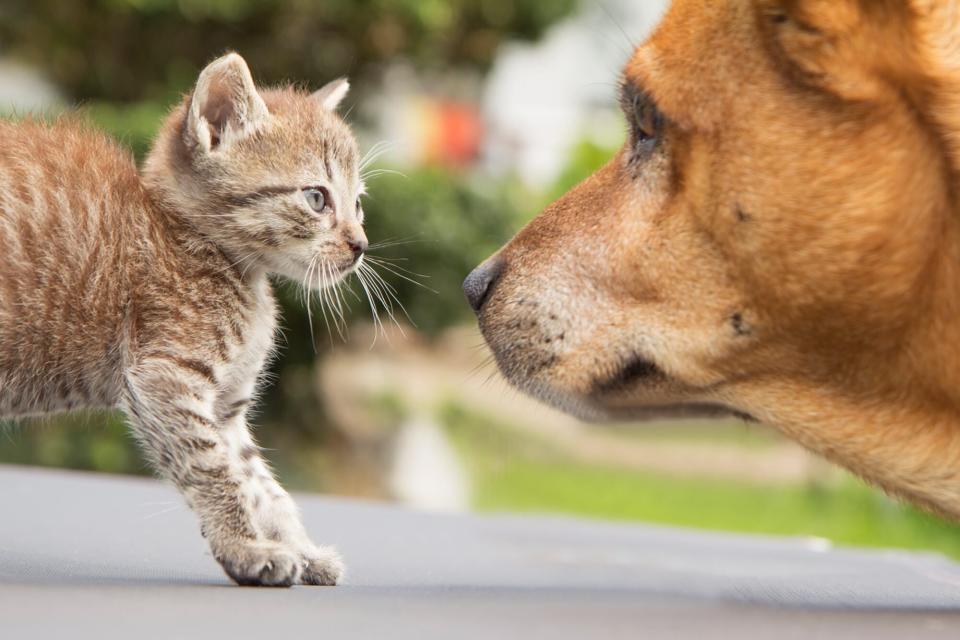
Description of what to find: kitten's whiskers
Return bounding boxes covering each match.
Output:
[354,264,385,348]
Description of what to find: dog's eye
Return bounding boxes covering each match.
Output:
[303,187,332,214]
[631,93,659,143]
[630,92,662,151]
[620,82,662,164]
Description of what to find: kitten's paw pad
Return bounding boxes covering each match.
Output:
[300,546,345,586]
[216,540,302,587]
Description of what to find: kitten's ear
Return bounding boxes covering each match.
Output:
[312,77,350,111]
[186,53,270,153]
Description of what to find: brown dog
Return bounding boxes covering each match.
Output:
[465,0,960,519]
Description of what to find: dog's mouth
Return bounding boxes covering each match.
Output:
[592,355,664,395]
[478,297,754,423]
[586,355,755,422]
[486,339,754,423]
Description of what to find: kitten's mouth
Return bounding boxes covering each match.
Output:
[341,254,363,275]
[309,255,362,278]
[323,265,357,285]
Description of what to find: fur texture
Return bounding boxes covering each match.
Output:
[470,0,960,520]
[0,52,367,586]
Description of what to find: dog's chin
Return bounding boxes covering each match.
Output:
[494,350,753,424]
[588,402,756,423]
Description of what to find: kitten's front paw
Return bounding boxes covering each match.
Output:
[214,539,302,587]
[299,545,345,586]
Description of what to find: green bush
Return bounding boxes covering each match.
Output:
[0,0,609,478]
[358,168,539,334]
[0,0,577,103]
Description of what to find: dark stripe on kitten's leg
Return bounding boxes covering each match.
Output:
[173,407,217,429]
[167,356,218,386]
[221,398,252,422]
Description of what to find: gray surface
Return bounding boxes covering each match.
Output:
[2,466,960,638]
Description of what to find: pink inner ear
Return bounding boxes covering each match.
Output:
[200,78,239,148]
[207,122,221,148]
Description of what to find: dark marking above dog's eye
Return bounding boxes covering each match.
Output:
[765,8,820,35]
[769,12,789,24]
[731,312,751,337]
[736,206,750,222]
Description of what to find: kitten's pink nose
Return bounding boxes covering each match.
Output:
[347,237,368,260]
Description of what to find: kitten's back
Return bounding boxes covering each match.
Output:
[0,118,148,413]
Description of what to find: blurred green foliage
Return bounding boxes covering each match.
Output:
[0,0,576,103]
[0,0,588,480]
[0,412,145,475]
[360,169,541,334]
[550,139,620,199]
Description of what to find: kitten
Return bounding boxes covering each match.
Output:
[0,53,367,586]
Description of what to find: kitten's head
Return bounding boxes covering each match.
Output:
[144,53,366,285]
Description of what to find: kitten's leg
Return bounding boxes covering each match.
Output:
[218,399,343,586]
[122,357,304,586]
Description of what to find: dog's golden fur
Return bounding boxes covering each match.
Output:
[471,0,960,518]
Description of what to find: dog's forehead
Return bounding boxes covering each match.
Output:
[623,0,768,133]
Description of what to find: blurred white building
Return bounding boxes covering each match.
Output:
[0,59,61,113]
[482,0,668,187]
[363,0,668,187]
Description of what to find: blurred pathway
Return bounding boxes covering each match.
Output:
[389,415,470,511]
[3,465,959,639]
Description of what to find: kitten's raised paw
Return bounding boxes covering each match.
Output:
[300,546,345,586]
[215,540,302,587]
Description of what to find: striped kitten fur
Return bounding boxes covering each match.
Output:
[0,53,369,586]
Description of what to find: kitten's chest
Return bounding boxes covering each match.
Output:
[221,278,278,392]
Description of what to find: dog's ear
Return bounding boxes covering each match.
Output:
[759,0,904,102]
[765,0,960,170]
[905,0,960,171]
[909,0,960,28]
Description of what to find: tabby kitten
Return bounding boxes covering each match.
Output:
[0,53,367,586]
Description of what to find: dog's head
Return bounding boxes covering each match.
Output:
[467,0,960,427]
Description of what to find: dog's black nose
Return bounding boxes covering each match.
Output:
[463,256,504,313]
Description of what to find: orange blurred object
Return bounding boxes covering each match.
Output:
[420,100,483,168]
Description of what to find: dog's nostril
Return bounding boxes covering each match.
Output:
[463,256,505,313]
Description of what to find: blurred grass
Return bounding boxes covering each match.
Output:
[84,101,170,159]
[0,411,145,475]
[440,402,960,560]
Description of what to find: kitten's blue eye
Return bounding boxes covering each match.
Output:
[303,187,329,213]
